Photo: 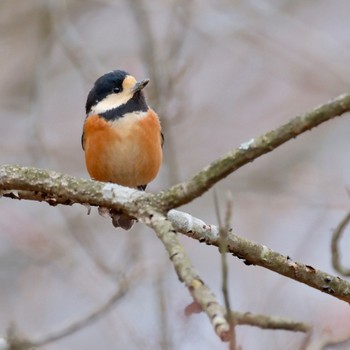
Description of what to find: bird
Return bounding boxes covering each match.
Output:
[82,70,163,229]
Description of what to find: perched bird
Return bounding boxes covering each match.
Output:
[82,70,163,229]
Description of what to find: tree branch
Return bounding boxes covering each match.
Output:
[2,171,350,304]
[140,209,230,341]
[158,93,350,209]
[1,93,350,343]
[232,311,311,332]
[215,191,236,348]
[168,210,350,303]
[0,166,231,342]
[0,165,147,215]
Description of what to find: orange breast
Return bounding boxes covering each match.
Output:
[83,110,162,188]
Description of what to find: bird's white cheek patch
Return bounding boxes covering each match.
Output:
[90,92,132,115]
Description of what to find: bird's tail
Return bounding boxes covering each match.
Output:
[98,207,135,230]
[111,212,136,230]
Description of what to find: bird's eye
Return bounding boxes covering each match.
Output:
[113,87,121,93]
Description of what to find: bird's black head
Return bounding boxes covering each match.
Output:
[85,70,149,116]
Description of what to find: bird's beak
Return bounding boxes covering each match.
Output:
[132,79,150,93]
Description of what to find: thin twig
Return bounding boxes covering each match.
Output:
[155,267,172,350]
[233,311,311,332]
[331,210,350,276]
[215,191,236,349]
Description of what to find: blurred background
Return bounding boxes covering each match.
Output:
[1,0,350,349]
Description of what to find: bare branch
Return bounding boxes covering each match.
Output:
[216,191,236,348]
[5,91,349,216]
[141,210,231,342]
[158,93,350,209]
[232,311,311,332]
[1,93,350,343]
[0,169,231,341]
[2,171,350,305]
[155,267,173,350]
[167,210,350,303]
[2,174,350,305]
[0,166,146,215]
[331,210,350,276]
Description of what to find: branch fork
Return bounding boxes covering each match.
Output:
[1,93,350,344]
